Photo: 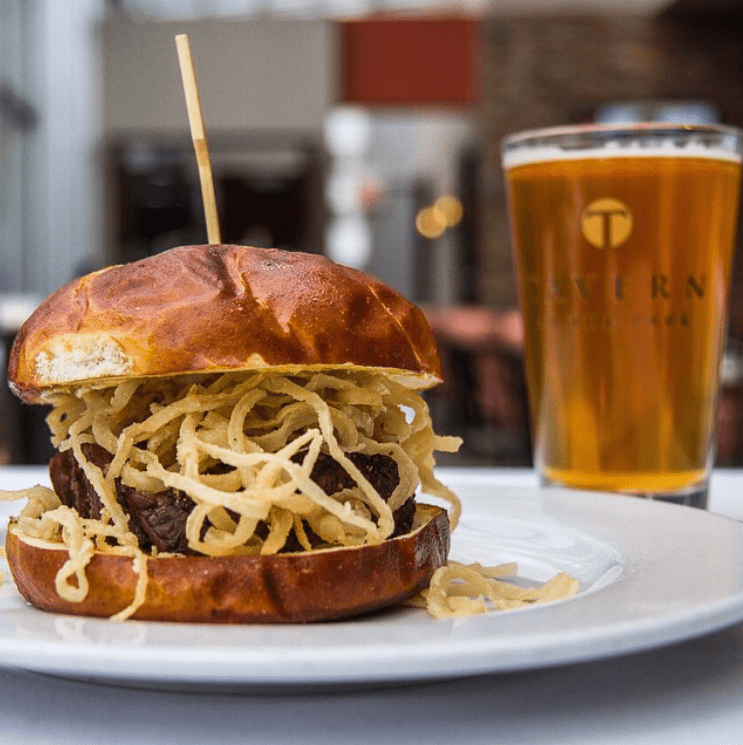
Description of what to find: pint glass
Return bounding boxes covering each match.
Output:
[502,123,743,506]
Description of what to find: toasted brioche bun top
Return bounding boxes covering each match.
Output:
[8,244,442,403]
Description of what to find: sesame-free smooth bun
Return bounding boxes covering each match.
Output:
[6,504,450,623]
[8,244,442,402]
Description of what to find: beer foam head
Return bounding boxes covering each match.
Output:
[502,123,743,170]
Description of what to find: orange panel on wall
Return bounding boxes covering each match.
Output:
[339,18,481,108]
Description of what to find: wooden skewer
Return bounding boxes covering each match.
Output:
[175,33,221,245]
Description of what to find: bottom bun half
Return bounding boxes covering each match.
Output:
[5,504,450,623]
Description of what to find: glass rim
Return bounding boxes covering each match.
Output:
[502,121,743,148]
[501,122,743,169]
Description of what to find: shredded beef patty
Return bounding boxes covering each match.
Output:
[49,443,415,554]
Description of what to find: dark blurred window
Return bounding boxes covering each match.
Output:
[107,136,324,265]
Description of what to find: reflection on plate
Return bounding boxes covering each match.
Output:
[0,472,742,692]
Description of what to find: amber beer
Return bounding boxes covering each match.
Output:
[502,124,743,504]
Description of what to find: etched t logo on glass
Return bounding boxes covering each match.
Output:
[581,198,633,249]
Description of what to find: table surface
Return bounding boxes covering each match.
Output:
[1,465,743,745]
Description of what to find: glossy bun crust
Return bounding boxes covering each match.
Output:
[8,244,442,403]
[5,505,449,623]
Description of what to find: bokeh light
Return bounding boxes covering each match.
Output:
[416,194,464,239]
[415,206,447,239]
[433,194,464,227]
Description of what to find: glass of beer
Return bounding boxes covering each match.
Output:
[502,123,743,507]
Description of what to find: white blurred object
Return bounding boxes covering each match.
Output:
[596,100,721,125]
[324,106,376,270]
[326,166,366,215]
[326,215,372,268]
[0,294,44,335]
[114,0,494,18]
[324,107,372,160]
[326,165,384,215]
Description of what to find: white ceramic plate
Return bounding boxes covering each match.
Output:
[0,471,742,692]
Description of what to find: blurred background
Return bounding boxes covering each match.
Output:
[2,0,743,468]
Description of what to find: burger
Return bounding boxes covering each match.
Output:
[3,244,461,623]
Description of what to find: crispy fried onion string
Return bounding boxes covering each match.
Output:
[3,369,462,619]
[409,561,581,618]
